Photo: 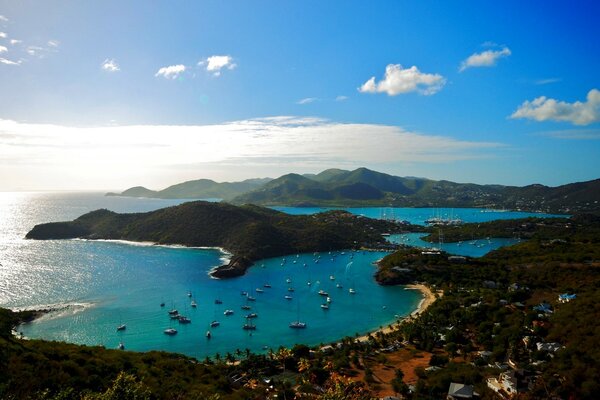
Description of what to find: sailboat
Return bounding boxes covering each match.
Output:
[289,301,306,329]
[242,316,256,330]
[116,314,126,331]
[117,342,125,350]
[164,327,177,335]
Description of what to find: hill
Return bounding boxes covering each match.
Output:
[232,168,600,213]
[26,201,410,278]
[107,177,272,200]
[106,168,600,213]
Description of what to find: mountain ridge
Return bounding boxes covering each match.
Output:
[107,168,600,214]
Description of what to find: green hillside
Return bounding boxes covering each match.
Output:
[232,168,600,213]
[107,178,272,201]
[26,201,410,278]
[107,168,600,213]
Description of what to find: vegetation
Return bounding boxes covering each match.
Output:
[373,213,600,399]
[8,210,600,398]
[26,201,413,278]
[106,177,272,201]
[109,167,600,213]
[232,168,600,213]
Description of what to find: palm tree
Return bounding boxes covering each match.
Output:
[275,347,292,374]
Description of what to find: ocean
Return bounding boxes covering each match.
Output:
[0,192,560,358]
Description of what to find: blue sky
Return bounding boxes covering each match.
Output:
[0,1,599,190]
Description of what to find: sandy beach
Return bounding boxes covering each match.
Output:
[353,283,440,342]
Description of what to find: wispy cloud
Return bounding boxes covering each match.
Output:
[101,58,120,72]
[0,116,503,190]
[0,32,6,38]
[26,46,42,56]
[359,64,446,96]
[9,39,21,45]
[335,95,348,102]
[198,55,236,76]
[535,78,561,85]
[0,45,7,53]
[0,57,21,66]
[0,15,8,22]
[297,97,318,105]
[47,40,59,48]
[26,43,58,58]
[459,46,511,72]
[511,89,600,126]
[537,129,600,140]
[155,64,186,79]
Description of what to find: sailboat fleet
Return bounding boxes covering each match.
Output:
[114,249,369,348]
[424,208,463,226]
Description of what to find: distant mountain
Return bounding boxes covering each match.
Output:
[232,168,600,214]
[107,177,272,200]
[107,167,600,213]
[26,201,407,278]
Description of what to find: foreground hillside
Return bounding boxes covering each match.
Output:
[372,214,600,399]
[5,214,600,399]
[26,201,409,278]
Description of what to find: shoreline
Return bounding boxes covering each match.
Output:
[353,283,439,343]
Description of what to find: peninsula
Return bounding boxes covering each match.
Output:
[26,201,413,278]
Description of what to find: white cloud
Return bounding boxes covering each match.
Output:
[155,64,186,79]
[359,64,446,96]
[535,78,561,85]
[0,32,6,38]
[47,40,59,47]
[459,47,511,72]
[199,55,236,76]
[9,39,22,45]
[511,89,600,126]
[335,95,348,102]
[26,45,44,56]
[0,45,7,53]
[0,15,8,22]
[101,58,120,72]
[297,97,318,105]
[0,57,20,65]
[0,116,501,190]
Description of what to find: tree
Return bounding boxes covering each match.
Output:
[82,372,150,400]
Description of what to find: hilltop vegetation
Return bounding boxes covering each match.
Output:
[233,168,600,214]
[109,167,600,213]
[420,214,600,243]
[373,214,600,399]
[106,178,272,201]
[26,201,409,277]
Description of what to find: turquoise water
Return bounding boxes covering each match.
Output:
[387,233,520,258]
[271,206,564,226]
[0,192,420,358]
[16,245,417,358]
[0,192,560,359]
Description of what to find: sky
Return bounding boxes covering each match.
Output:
[0,1,599,191]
